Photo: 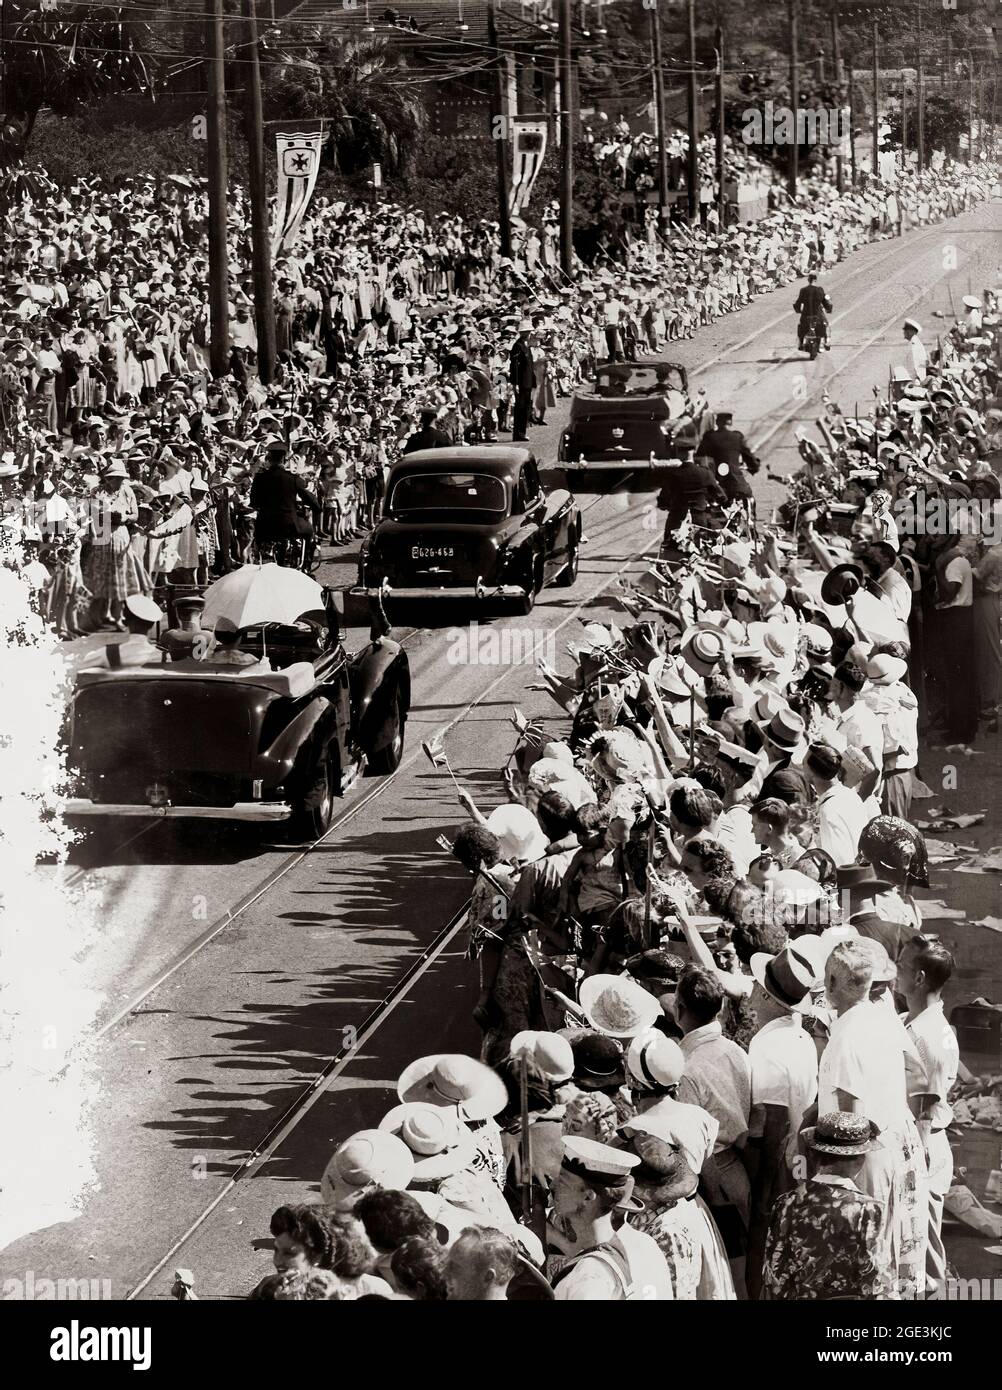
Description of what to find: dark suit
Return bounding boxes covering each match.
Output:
[657,458,726,533]
[249,464,321,542]
[509,336,535,440]
[696,426,760,502]
[403,425,451,454]
[792,284,832,341]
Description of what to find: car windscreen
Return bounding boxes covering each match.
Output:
[388,472,507,517]
[594,365,685,396]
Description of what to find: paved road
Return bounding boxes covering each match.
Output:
[5,201,1001,1298]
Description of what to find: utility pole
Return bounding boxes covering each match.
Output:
[686,0,698,222]
[206,0,230,377]
[967,54,974,164]
[649,0,670,232]
[916,0,924,172]
[848,55,858,185]
[715,24,725,230]
[832,6,845,193]
[558,0,574,276]
[788,0,799,199]
[944,32,951,90]
[871,18,879,178]
[487,0,512,258]
[902,76,908,167]
[243,0,275,385]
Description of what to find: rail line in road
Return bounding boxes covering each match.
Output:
[124,897,472,1299]
[75,497,656,1049]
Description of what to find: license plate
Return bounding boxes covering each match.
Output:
[411,546,454,559]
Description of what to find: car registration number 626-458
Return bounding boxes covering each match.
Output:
[411,546,454,559]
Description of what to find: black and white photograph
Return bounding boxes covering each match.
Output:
[0,0,1000,1364]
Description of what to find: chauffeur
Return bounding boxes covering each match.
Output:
[101,593,165,668]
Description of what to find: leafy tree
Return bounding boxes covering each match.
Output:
[1,3,160,158]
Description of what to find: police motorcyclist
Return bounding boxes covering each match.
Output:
[249,436,321,562]
[793,273,833,351]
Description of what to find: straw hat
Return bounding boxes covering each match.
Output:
[320,1130,415,1210]
[579,975,664,1039]
[801,1112,882,1156]
[396,1054,507,1121]
[378,1103,477,1180]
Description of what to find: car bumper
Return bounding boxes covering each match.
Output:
[62,799,293,822]
[350,583,528,602]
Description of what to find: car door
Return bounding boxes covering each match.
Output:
[522,458,565,582]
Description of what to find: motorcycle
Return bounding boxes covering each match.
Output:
[800,314,824,360]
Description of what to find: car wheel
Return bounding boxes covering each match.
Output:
[366,689,405,775]
[556,531,579,587]
[513,555,540,615]
[292,749,336,839]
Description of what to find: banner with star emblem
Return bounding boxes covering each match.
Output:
[509,118,548,217]
[272,123,326,260]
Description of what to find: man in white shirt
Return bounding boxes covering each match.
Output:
[826,661,884,800]
[898,936,959,1291]
[902,318,927,380]
[744,944,820,1297]
[600,288,626,361]
[937,533,979,750]
[804,742,873,867]
[863,653,919,818]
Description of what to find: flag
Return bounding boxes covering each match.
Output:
[272,123,326,260]
[421,734,449,770]
[509,118,548,216]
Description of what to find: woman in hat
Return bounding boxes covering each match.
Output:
[761,1113,893,1299]
[82,459,150,629]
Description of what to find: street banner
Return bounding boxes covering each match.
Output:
[272,122,326,260]
[509,118,548,216]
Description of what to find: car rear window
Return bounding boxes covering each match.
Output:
[389,472,507,516]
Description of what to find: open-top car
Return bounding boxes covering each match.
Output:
[558,361,708,491]
[353,445,581,615]
[63,565,410,836]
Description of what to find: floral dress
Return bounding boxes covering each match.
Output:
[762,1175,896,1300]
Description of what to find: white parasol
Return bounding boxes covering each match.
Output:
[200,564,326,631]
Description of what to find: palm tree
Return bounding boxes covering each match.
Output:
[260,26,427,178]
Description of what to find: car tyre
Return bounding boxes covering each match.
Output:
[292,748,336,839]
[556,531,579,587]
[513,555,540,615]
[366,689,406,775]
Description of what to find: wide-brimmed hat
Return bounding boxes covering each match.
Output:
[835,863,893,895]
[580,975,664,1039]
[626,1031,685,1088]
[801,1112,882,1157]
[320,1130,415,1210]
[750,944,820,1012]
[820,563,864,607]
[397,1054,507,1121]
[510,1030,574,1083]
[485,803,548,862]
[378,1102,477,1180]
[101,460,129,480]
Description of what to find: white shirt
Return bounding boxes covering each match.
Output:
[602,298,624,326]
[713,804,757,877]
[748,1013,818,1139]
[905,1001,958,1133]
[815,782,871,867]
[908,336,928,380]
[942,555,973,608]
[818,1000,911,1132]
[878,568,913,622]
[835,701,885,787]
[554,1224,673,1301]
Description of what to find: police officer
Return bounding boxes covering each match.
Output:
[695,411,760,505]
[508,320,535,442]
[792,272,833,350]
[656,444,727,537]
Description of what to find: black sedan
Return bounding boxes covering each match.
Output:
[353,446,581,615]
[558,361,708,491]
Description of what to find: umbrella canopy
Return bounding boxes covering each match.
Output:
[200,564,326,631]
